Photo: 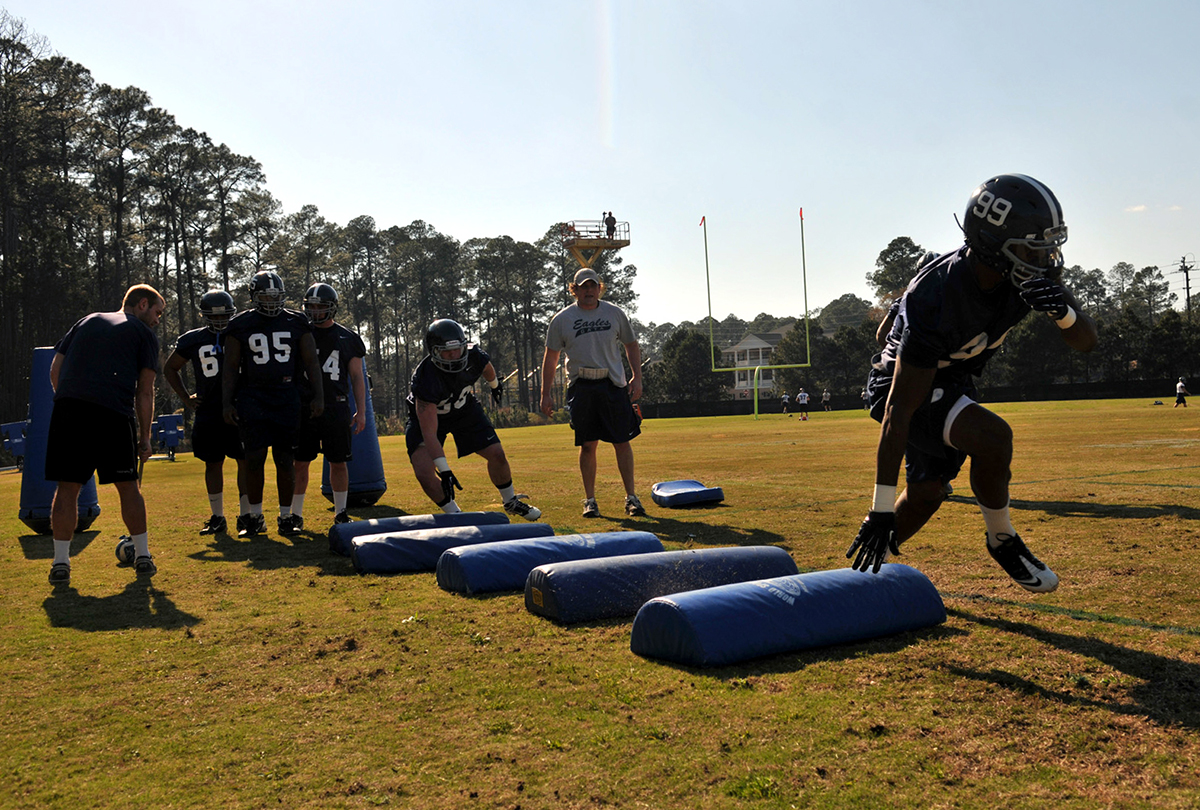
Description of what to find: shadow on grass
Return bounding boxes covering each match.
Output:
[18,531,99,561]
[946,606,1200,729]
[43,578,201,631]
[1010,497,1200,521]
[607,511,789,550]
[185,504,413,576]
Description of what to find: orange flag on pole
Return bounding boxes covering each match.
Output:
[799,208,804,220]
[699,216,705,226]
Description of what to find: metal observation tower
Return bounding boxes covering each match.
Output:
[560,219,630,268]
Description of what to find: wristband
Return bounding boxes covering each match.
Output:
[1054,306,1077,330]
[487,377,499,389]
[872,484,897,513]
[433,456,451,474]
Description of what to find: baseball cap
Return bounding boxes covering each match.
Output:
[573,269,600,285]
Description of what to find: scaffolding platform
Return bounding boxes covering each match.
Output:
[561,220,630,268]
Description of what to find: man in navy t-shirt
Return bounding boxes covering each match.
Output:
[45,284,165,586]
[849,175,1098,594]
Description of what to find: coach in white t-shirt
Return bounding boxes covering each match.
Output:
[541,268,645,519]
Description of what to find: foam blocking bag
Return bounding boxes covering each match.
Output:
[525,546,798,624]
[650,479,724,508]
[328,512,509,556]
[436,531,663,595]
[350,522,554,573]
[630,564,945,667]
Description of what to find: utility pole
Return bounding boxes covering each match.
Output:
[1177,255,1194,323]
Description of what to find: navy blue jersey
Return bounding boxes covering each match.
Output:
[173,326,227,420]
[303,323,367,402]
[225,308,312,389]
[874,245,1031,385]
[406,346,490,422]
[54,311,160,417]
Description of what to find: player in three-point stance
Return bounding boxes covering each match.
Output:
[222,271,324,537]
[406,319,541,520]
[848,174,1097,593]
[286,283,368,534]
[164,290,248,536]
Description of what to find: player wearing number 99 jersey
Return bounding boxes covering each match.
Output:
[222,271,324,537]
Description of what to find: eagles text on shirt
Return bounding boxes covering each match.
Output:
[573,317,612,337]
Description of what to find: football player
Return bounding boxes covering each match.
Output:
[849,174,1097,593]
[164,290,248,535]
[406,319,541,520]
[286,283,367,533]
[222,271,323,537]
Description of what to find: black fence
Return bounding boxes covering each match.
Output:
[640,378,1182,419]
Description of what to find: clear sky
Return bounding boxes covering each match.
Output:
[9,1,1199,326]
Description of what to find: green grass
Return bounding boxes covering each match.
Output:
[2,398,1200,808]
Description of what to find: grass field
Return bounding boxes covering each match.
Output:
[3,398,1199,809]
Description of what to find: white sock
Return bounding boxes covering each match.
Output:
[240,495,250,515]
[209,493,224,517]
[333,490,348,513]
[131,532,149,558]
[980,501,1016,548]
[250,503,263,516]
[279,504,291,518]
[441,500,462,514]
[53,539,71,565]
[291,493,305,518]
[498,483,516,503]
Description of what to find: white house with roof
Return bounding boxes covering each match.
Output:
[721,325,794,397]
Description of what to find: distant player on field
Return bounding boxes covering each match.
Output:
[1176,378,1189,408]
[849,174,1097,592]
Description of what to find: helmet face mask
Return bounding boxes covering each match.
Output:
[250,271,286,317]
[425,319,469,373]
[303,282,338,325]
[199,290,236,333]
[963,174,1067,287]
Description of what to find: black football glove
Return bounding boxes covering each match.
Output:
[490,381,504,405]
[846,511,900,574]
[1019,277,1069,320]
[438,469,463,504]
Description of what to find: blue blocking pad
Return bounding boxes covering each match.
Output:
[436,531,664,595]
[650,479,725,508]
[328,512,509,556]
[525,546,799,624]
[630,564,945,667]
[350,523,553,574]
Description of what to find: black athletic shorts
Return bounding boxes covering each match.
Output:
[295,399,353,463]
[567,379,641,446]
[44,397,139,484]
[405,399,500,458]
[869,371,971,485]
[192,413,245,463]
[235,387,301,453]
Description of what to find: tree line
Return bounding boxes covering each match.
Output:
[0,13,638,425]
